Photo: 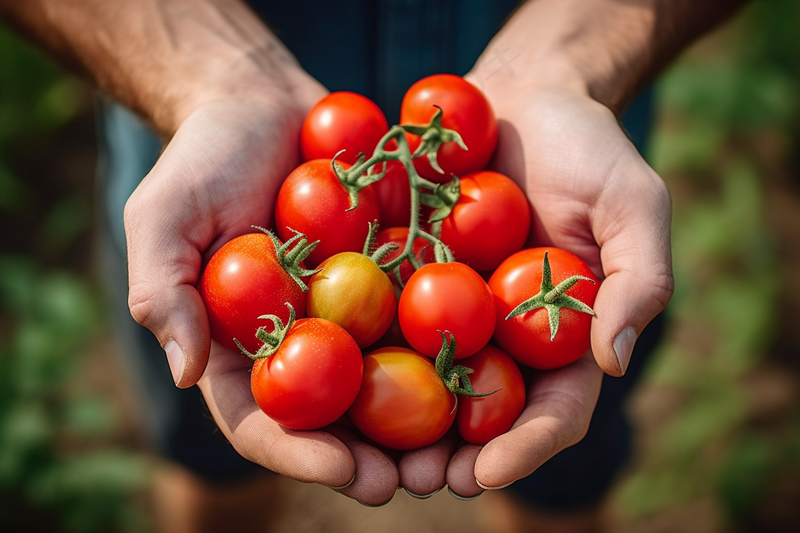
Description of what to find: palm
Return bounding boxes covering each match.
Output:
[124,97,400,505]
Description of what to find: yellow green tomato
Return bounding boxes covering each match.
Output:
[307,252,397,348]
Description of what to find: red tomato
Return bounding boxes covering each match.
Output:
[275,159,380,267]
[198,232,305,354]
[400,74,497,183]
[398,262,495,359]
[373,227,432,286]
[251,317,363,430]
[439,170,530,272]
[300,92,388,165]
[348,347,456,450]
[372,160,412,228]
[307,252,396,348]
[489,248,599,370]
[456,345,526,445]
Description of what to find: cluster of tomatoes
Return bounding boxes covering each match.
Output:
[197,74,600,451]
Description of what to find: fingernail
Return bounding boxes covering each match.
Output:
[404,487,442,500]
[326,473,356,491]
[476,479,514,491]
[613,327,637,375]
[447,486,482,501]
[164,339,185,385]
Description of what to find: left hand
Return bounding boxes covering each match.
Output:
[399,72,673,498]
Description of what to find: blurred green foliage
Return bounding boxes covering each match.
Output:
[615,0,800,528]
[0,25,149,533]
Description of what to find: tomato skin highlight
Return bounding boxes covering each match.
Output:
[489,248,599,370]
[398,262,496,359]
[348,347,456,451]
[198,232,306,354]
[307,252,397,348]
[439,170,531,272]
[275,159,380,268]
[300,92,388,165]
[400,74,498,183]
[456,344,526,445]
[250,318,363,431]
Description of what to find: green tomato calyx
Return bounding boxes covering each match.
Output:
[435,331,498,398]
[237,302,296,360]
[505,250,596,341]
[258,226,321,292]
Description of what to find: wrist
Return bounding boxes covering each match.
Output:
[470,0,655,115]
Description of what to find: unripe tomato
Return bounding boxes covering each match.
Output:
[348,347,456,450]
[307,252,396,348]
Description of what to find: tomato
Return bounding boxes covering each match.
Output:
[371,160,412,228]
[398,262,495,359]
[198,232,306,354]
[348,347,456,450]
[489,248,599,370]
[373,227,432,286]
[306,252,396,348]
[251,317,363,430]
[439,170,530,272]
[300,92,388,165]
[456,344,526,445]
[400,74,497,183]
[275,159,380,267]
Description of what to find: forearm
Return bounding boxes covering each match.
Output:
[477,0,747,113]
[0,0,310,135]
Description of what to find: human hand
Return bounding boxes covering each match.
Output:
[123,94,400,505]
[398,75,673,498]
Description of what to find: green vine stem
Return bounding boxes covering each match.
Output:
[331,107,465,282]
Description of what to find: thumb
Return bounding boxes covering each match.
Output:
[124,169,212,389]
[591,165,674,376]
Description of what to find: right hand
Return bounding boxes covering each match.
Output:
[123,92,400,506]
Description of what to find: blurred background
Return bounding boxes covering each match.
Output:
[1,1,799,532]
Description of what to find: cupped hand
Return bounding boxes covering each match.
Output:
[402,81,674,497]
[123,94,399,505]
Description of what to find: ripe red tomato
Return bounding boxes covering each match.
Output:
[371,160,412,228]
[456,344,526,445]
[300,92,388,165]
[373,227,432,286]
[306,252,396,348]
[251,317,363,430]
[398,262,495,359]
[400,74,497,183]
[275,159,380,267]
[439,170,530,272]
[348,347,456,450]
[198,232,305,354]
[489,248,599,370]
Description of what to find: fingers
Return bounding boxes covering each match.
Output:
[197,345,357,490]
[446,444,484,499]
[455,355,602,490]
[398,433,457,498]
[591,155,674,376]
[326,426,399,506]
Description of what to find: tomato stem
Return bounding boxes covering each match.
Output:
[331,108,466,282]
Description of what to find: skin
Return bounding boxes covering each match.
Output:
[0,0,747,507]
